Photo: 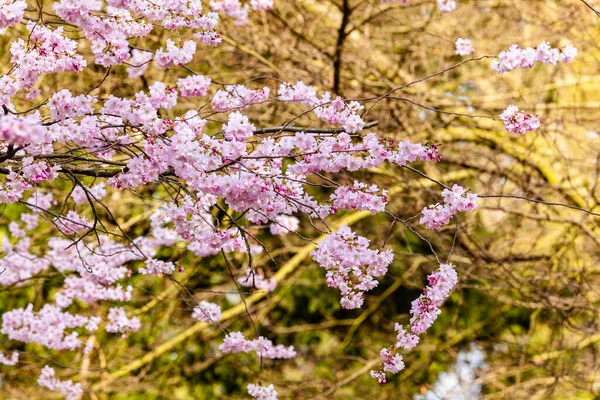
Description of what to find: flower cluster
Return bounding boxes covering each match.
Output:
[247,383,278,400]
[223,111,256,142]
[105,307,142,334]
[155,40,197,68]
[178,75,212,98]
[38,366,83,400]
[48,90,96,122]
[491,42,577,74]
[0,351,19,366]
[9,23,86,94]
[370,263,459,383]
[0,113,47,146]
[219,331,296,359]
[455,38,474,56]
[419,185,478,230]
[499,105,541,135]
[0,0,26,30]
[192,301,223,322]
[314,97,365,134]
[139,258,175,276]
[311,226,394,309]
[1,304,100,350]
[331,181,388,214]
[213,85,270,111]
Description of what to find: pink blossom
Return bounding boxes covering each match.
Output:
[247,383,278,400]
[105,307,141,334]
[192,301,222,322]
[212,85,270,111]
[269,215,300,235]
[0,113,46,146]
[455,38,474,56]
[499,105,540,135]
[155,40,197,68]
[127,50,153,79]
[437,0,456,13]
[492,42,577,74]
[371,263,459,382]
[0,0,26,30]
[223,111,255,142]
[0,351,18,365]
[38,366,83,400]
[139,258,175,276]
[178,75,212,98]
[420,185,478,230]
[219,331,296,359]
[331,181,388,214]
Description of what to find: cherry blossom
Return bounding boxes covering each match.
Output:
[455,38,474,56]
[499,105,541,135]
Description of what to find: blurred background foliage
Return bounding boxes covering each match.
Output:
[1,0,600,399]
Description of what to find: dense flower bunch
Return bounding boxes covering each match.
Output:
[492,42,577,73]
[455,38,474,56]
[419,185,478,230]
[311,226,394,309]
[370,263,458,383]
[499,105,541,135]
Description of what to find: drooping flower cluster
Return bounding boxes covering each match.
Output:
[455,38,474,56]
[499,105,541,135]
[491,42,577,74]
[38,366,83,400]
[192,301,223,322]
[419,185,478,230]
[311,226,394,309]
[370,263,459,383]
[219,331,296,359]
